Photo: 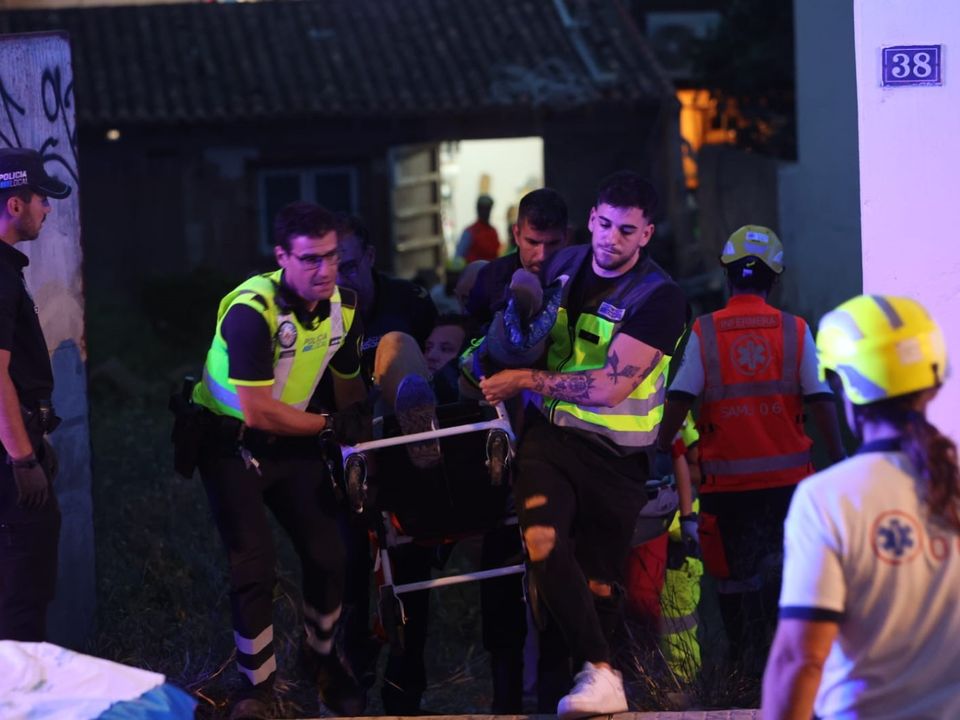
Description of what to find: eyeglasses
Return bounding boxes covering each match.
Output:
[287,249,340,270]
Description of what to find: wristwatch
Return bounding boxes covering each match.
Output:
[8,453,39,469]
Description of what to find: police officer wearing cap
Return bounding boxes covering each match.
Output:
[0,147,71,641]
[657,224,846,671]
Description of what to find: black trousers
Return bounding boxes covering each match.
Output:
[514,419,648,666]
[700,484,796,669]
[199,440,345,687]
[0,457,60,641]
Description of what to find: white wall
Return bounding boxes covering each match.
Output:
[778,0,862,327]
[854,1,960,439]
[443,137,544,257]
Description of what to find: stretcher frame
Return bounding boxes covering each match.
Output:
[343,401,526,627]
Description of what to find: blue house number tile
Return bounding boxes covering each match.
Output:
[882,45,942,86]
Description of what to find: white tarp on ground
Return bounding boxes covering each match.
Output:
[0,641,185,720]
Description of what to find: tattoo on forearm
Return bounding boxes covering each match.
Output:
[634,351,664,384]
[606,350,643,384]
[531,349,663,405]
[531,370,596,403]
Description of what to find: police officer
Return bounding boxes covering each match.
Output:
[0,148,70,642]
[657,225,845,671]
[481,172,688,719]
[190,202,369,719]
[464,187,568,328]
[463,187,571,714]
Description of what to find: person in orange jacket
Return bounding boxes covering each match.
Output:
[455,195,501,263]
[656,225,846,673]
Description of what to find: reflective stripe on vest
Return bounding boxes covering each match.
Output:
[661,610,698,634]
[544,307,669,449]
[700,449,812,476]
[194,271,352,420]
[699,312,800,402]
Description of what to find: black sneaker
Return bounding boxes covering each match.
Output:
[394,375,441,469]
[315,652,367,716]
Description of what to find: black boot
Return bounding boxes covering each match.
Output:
[228,683,274,720]
[311,651,367,716]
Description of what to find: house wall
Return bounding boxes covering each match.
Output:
[543,106,668,243]
[854,0,960,440]
[777,0,862,328]
[79,104,677,294]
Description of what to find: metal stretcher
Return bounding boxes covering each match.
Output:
[338,400,524,645]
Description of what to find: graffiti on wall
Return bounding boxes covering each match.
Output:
[0,64,79,189]
[0,34,94,648]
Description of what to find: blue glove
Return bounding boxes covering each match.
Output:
[679,513,701,558]
[653,449,674,481]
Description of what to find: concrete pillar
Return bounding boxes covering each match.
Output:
[854,1,960,439]
[777,0,862,326]
[0,31,95,647]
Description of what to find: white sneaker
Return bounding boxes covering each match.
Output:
[557,661,628,720]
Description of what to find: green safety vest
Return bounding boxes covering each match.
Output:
[193,270,357,420]
[537,246,674,452]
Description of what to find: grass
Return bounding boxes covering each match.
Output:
[83,271,762,716]
[83,274,499,717]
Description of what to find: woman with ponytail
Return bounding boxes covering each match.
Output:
[762,295,960,719]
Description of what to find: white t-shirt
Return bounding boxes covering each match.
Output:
[780,445,960,719]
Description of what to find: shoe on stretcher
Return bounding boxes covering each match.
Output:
[394,374,441,469]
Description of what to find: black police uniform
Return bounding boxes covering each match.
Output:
[359,271,437,376]
[0,241,61,641]
[464,252,522,330]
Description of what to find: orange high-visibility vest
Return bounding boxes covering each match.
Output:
[693,295,814,493]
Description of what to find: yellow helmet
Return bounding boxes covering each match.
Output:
[817,295,948,405]
[720,225,785,274]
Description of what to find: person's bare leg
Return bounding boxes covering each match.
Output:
[373,332,430,413]
[374,332,440,469]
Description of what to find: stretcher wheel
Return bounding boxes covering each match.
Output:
[320,432,346,503]
[344,453,367,514]
[485,429,511,486]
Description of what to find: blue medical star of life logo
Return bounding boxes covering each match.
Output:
[730,333,772,376]
[871,511,922,564]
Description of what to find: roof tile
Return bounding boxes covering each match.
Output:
[1,0,672,126]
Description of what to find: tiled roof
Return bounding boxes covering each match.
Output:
[1,0,673,125]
